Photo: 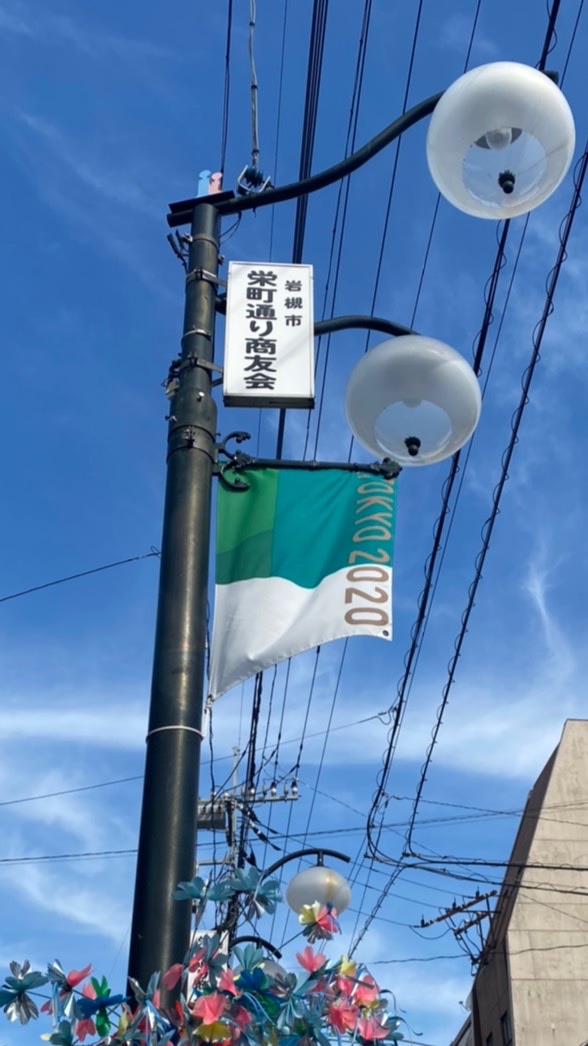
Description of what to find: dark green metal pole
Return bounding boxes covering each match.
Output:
[128,199,219,991]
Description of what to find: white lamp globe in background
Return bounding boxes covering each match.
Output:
[286,865,351,914]
[426,61,575,218]
[345,335,481,466]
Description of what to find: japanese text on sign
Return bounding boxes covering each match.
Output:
[224,262,314,408]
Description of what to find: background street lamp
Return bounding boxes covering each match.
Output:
[127,61,575,992]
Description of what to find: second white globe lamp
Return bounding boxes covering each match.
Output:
[345,335,481,466]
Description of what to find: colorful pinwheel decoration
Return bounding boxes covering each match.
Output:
[221,867,282,919]
[0,961,48,1024]
[297,902,340,943]
[1,868,410,1046]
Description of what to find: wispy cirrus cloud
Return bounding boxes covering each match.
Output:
[438,13,499,60]
[0,1,171,61]
[0,106,175,296]
[13,111,160,217]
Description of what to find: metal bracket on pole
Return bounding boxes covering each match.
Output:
[164,356,224,399]
[214,431,401,489]
[186,267,227,287]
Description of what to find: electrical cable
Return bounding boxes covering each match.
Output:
[352,0,571,950]
[346,13,493,931]
[0,550,160,604]
[408,0,483,329]
[364,0,575,869]
[275,0,329,457]
[305,0,374,461]
[220,0,233,172]
[263,3,377,897]
[0,776,143,808]
[248,0,260,169]
[365,218,511,865]
[403,139,588,855]
[277,640,349,948]
[268,0,290,262]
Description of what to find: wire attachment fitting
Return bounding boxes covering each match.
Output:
[236,165,273,197]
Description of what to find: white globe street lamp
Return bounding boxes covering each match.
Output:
[286,864,352,915]
[426,62,575,218]
[345,335,482,466]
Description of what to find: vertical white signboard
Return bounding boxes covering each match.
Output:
[224,262,314,408]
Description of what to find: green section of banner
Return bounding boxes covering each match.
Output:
[215,468,279,582]
[216,468,396,590]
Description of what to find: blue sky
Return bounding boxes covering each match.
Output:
[1,1,588,1044]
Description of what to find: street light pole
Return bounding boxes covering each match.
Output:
[128,61,574,992]
[127,199,408,994]
[128,200,220,991]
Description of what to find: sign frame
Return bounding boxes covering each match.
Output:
[223,261,315,409]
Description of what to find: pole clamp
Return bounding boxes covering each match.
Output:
[185,268,227,287]
[178,355,224,376]
[167,423,216,462]
[146,725,204,742]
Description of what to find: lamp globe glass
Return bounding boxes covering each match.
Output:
[426,61,575,218]
[345,335,481,466]
[286,865,351,914]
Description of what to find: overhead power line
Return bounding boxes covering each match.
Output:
[0,550,159,604]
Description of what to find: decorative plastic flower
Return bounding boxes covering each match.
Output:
[0,961,48,1024]
[217,968,240,997]
[353,974,380,1008]
[76,976,126,1038]
[75,982,97,1041]
[1,872,409,1046]
[295,946,327,973]
[327,1000,358,1034]
[172,875,209,902]
[43,961,92,1021]
[192,992,227,1025]
[357,1016,390,1042]
[298,902,340,942]
[222,867,282,918]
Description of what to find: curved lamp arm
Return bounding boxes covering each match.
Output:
[314,314,415,339]
[261,847,350,882]
[218,93,442,215]
[168,92,442,227]
[215,296,416,339]
[231,935,282,959]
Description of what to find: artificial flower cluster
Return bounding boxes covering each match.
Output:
[0,868,407,1045]
[0,943,405,1046]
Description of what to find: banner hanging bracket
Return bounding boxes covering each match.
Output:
[214,431,401,489]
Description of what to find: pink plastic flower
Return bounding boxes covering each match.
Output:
[193,992,226,1025]
[328,1001,358,1034]
[295,946,327,973]
[188,948,210,984]
[353,974,380,1007]
[218,969,240,997]
[163,963,184,991]
[357,1016,389,1041]
[335,974,355,997]
[66,964,92,988]
[75,982,97,1042]
[231,1004,252,1031]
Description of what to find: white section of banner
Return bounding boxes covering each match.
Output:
[208,566,392,700]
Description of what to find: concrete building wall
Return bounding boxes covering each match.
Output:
[449,1016,473,1046]
[506,720,588,1044]
[451,720,588,1046]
